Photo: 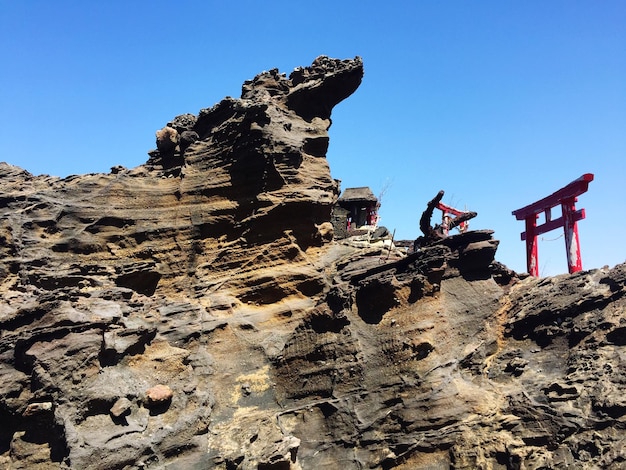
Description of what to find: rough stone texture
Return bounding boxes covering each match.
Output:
[1,56,625,469]
[145,384,174,406]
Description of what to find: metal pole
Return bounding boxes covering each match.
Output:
[385,229,396,261]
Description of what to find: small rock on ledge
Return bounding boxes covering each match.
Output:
[145,384,173,406]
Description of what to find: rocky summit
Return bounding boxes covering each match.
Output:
[1,56,625,470]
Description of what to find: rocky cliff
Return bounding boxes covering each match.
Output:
[1,57,624,470]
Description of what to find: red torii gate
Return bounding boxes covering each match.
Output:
[512,173,594,276]
[436,201,470,235]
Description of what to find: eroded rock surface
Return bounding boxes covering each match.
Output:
[1,56,625,469]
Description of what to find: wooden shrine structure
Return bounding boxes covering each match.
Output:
[512,173,594,276]
[437,201,471,235]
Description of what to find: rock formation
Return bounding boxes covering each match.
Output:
[1,56,625,469]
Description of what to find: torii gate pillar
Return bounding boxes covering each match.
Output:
[512,174,593,276]
[563,197,583,273]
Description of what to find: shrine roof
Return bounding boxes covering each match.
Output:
[338,187,378,203]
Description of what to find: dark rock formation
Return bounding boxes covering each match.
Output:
[418,189,477,244]
[1,56,625,469]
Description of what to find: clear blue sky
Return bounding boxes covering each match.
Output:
[1,1,624,276]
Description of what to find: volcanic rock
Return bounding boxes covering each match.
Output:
[1,56,625,469]
[145,385,173,409]
[110,397,132,418]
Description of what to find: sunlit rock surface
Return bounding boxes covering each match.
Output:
[1,56,625,469]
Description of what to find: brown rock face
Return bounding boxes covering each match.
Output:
[1,56,625,469]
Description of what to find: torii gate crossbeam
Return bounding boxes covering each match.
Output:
[512,173,594,276]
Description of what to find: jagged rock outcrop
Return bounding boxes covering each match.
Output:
[1,56,625,469]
